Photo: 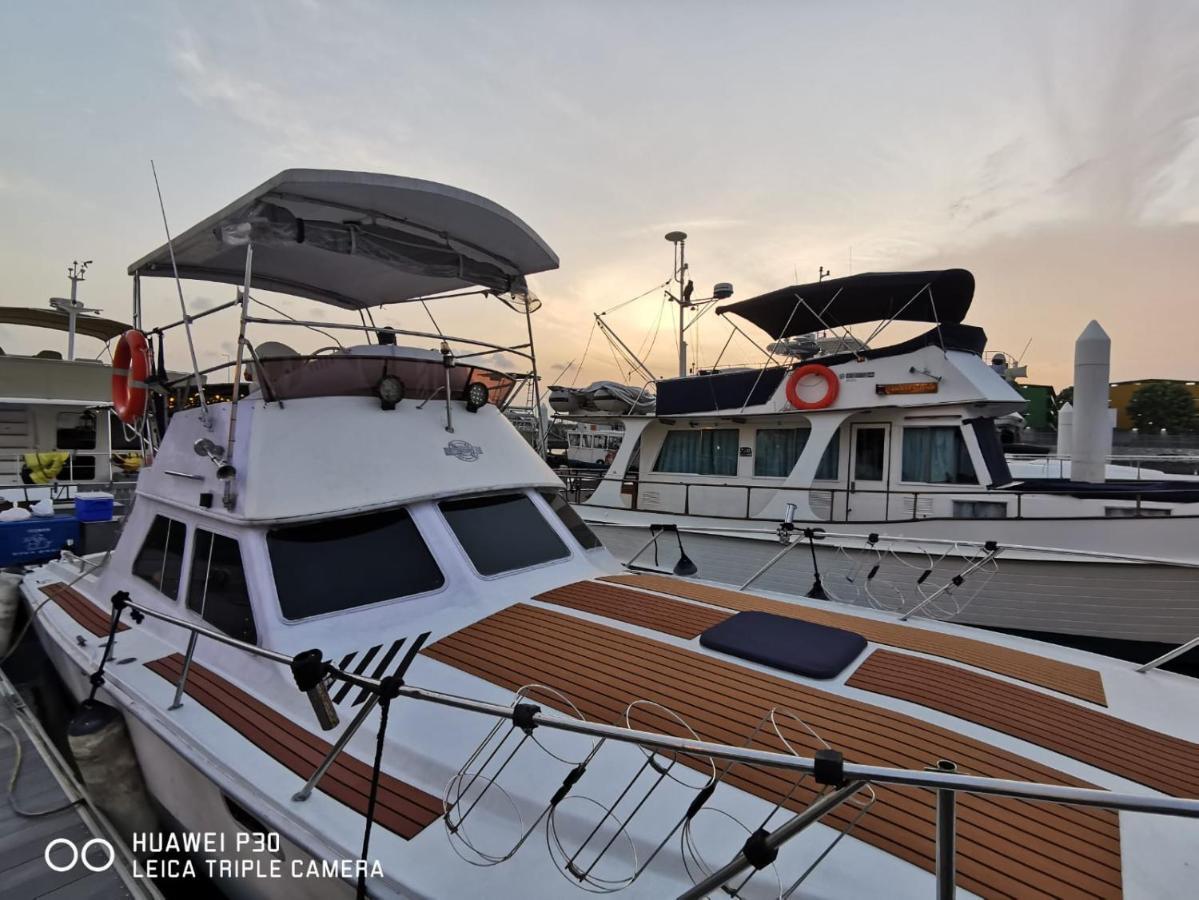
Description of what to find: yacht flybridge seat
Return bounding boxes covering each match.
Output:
[699,610,867,678]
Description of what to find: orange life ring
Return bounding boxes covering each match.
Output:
[785,363,839,410]
[112,329,152,425]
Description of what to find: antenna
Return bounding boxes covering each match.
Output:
[151,160,211,428]
[819,266,831,282]
[665,231,689,378]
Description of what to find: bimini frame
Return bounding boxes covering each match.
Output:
[125,168,561,467]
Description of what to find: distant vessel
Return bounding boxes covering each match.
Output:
[0,262,140,495]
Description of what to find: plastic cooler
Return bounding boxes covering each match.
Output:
[74,491,115,523]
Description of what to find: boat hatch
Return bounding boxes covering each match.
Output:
[698,610,867,678]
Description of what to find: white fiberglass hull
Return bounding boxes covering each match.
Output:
[588,520,1199,645]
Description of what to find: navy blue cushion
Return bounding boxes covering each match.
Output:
[699,611,867,679]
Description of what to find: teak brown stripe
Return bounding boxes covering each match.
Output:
[534,581,730,638]
[426,604,1121,898]
[145,654,441,839]
[848,649,1199,798]
[40,583,129,637]
[603,573,1106,705]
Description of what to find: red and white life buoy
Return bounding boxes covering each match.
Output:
[111,329,152,425]
[785,363,839,410]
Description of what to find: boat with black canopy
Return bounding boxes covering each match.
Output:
[568,265,1199,645]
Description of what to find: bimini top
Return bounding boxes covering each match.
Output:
[127,169,560,309]
[717,268,974,339]
[0,306,131,342]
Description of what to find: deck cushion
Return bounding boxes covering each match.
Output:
[699,610,866,678]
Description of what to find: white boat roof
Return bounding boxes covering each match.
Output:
[0,306,130,342]
[127,169,560,309]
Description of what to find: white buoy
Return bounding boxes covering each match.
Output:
[0,572,20,657]
[1070,321,1112,483]
[1055,403,1073,459]
[68,700,159,841]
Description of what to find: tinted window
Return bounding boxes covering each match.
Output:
[441,493,569,575]
[902,427,977,484]
[653,429,739,476]
[754,428,841,479]
[188,531,256,644]
[268,507,444,620]
[541,491,602,549]
[133,515,186,599]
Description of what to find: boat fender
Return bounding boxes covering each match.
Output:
[67,700,159,840]
[785,364,839,410]
[0,572,21,657]
[111,330,152,425]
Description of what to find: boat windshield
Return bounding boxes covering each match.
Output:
[267,507,445,619]
[252,354,516,406]
[440,492,570,576]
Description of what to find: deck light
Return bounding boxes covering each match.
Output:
[673,550,698,578]
[376,374,405,411]
[464,381,489,413]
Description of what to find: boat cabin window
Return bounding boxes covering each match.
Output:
[754,428,840,479]
[132,515,187,600]
[268,507,444,620]
[187,530,257,644]
[901,427,978,484]
[56,412,96,450]
[440,493,570,575]
[853,428,887,481]
[541,490,602,550]
[653,429,738,476]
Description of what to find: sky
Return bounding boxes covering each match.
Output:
[1,0,1197,395]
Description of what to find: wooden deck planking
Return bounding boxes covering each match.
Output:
[847,649,1199,798]
[145,654,442,840]
[602,573,1106,705]
[534,580,730,638]
[425,604,1122,898]
[39,582,129,638]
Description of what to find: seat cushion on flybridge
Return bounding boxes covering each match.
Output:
[699,611,867,679]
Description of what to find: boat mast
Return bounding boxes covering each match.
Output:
[52,260,94,361]
[666,231,688,378]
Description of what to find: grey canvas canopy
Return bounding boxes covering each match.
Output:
[127,170,560,310]
[0,306,131,342]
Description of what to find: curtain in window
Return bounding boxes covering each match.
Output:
[755,428,809,477]
[654,429,739,475]
[902,427,977,483]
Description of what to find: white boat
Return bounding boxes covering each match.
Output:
[570,269,1199,644]
[18,172,1199,899]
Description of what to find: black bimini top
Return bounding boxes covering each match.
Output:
[717,269,975,339]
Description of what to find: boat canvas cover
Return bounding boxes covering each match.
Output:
[128,170,559,309]
[717,269,975,339]
[0,307,130,342]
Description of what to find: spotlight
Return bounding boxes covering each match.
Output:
[375,374,405,411]
[464,381,489,413]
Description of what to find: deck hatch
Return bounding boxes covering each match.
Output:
[699,610,867,679]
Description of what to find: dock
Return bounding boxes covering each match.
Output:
[0,669,158,899]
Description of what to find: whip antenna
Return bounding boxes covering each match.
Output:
[150,160,211,428]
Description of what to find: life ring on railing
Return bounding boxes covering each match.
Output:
[785,363,839,410]
[111,329,152,425]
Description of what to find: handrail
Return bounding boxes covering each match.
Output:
[101,593,1199,898]
[243,316,534,361]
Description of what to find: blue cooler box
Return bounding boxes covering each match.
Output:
[0,515,80,566]
[75,492,115,523]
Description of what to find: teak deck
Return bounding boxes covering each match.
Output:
[848,649,1199,798]
[40,582,128,637]
[535,579,730,638]
[602,573,1107,705]
[425,603,1122,898]
[145,654,442,840]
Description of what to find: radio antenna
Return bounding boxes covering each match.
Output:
[151,160,211,428]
